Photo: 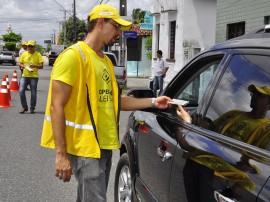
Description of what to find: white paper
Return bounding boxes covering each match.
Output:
[25,66,34,72]
[169,99,189,106]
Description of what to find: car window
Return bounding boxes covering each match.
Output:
[176,61,219,106]
[3,52,12,56]
[170,55,224,120]
[204,53,270,151]
[105,53,117,66]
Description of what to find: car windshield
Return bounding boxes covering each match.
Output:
[3,52,13,55]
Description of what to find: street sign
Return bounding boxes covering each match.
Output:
[140,12,153,30]
[124,31,137,38]
[44,40,52,44]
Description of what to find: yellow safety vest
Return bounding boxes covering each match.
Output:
[40,41,120,158]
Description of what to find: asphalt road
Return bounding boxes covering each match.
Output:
[0,60,132,202]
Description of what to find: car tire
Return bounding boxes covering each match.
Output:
[114,153,137,202]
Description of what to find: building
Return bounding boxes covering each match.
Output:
[216,0,270,43]
[150,0,217,84]
[126,24,152,77]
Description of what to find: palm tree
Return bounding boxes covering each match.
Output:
[132,8,146,24]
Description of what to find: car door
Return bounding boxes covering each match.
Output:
[171,50,270,202]
[133,52,226,201]
[132,110,179,201]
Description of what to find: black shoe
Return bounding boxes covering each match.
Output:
[30,108,35,114]
[19,108,28,114]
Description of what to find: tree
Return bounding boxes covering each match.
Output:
[132,8,146,24]
[35,44,45,55]
[2,32,21,42]
[144,35,152,60]
[2,32,21,51]
[60,16,86,45]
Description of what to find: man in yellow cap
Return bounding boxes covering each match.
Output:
[18,40,44,114]
[19,41,30,90]
[41,4,171,201]
[212,84,270,148]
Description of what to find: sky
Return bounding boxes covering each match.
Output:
[0,0,153,47]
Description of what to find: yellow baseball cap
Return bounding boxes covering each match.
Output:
[89,4,132,30]
[22,41,27,46]
[248,85,270,96]
[27,40,36,46]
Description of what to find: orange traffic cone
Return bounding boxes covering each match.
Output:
[10,70,19,92]
[4,75,12,102]
[0,77,10,108]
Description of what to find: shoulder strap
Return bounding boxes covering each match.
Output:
[73,43,99,145]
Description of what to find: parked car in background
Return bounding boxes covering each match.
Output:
[0,51,16,65]
[114,25,270,202]
[48,45,67,66]
[105,51,127,93]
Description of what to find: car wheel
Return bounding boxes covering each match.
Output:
[114,153,136,202]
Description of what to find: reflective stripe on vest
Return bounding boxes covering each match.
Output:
[44,115,94,130]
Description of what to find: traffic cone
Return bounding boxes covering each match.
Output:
[0,77,10,108]
[4,75,12,102]
[10,70,19,92]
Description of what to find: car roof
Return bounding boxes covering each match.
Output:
[209,38,270,51]
[208,25,270,51]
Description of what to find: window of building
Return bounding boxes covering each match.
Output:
[264,16,270,25]
[169,21,176,59]
[227,22,245,40]
[127,37,142,61]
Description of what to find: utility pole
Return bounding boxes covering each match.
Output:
[73,0,76,43]
[62,9,67,45]
[119,0,127,66]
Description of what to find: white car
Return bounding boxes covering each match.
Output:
[0,51,16,65]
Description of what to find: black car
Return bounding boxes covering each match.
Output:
[114,25,270,202]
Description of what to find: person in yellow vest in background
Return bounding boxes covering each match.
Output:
[19,41,30,90]
[40,4,171,202]
[18,40,44,114]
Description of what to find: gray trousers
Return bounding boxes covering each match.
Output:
[70,150,112,202]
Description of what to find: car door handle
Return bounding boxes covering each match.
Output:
[214,190,238,202]
[157,147,172,161]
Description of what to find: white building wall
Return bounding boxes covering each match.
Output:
[151,0,216,87]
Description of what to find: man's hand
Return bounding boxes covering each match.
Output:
[55,153,72,182]
[155,96,172,109]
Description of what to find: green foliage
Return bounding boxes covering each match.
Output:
[2,32,21,42]
[144,36,152,60]
[132,8,146,24]
[61,16,86,45]
[5,42,17,51]
[35,44,45,54]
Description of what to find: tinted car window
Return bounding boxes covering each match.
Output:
[176,61,219,106]
[204,53,270,151]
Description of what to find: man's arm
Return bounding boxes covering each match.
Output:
[50,80,72,182]
[163,60,169,77]
[30,62,43,69]
[120,95,172,111]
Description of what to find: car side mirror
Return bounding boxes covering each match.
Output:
[126,88,154,98]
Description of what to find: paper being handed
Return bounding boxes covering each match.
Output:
[25,66,34,72]
[169,99,189,106]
